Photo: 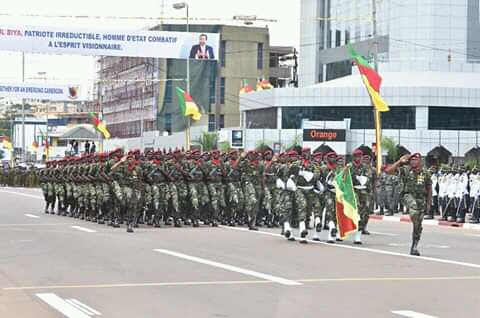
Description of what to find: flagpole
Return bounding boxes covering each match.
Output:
[372,0,382,176]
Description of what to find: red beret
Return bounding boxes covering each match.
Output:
[353,149,363,156]
[326,151,337,158]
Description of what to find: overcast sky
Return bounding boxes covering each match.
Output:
[0,0,300,100]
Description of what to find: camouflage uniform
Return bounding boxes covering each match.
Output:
[393,153,432,256]
[351,150,373,242]
[238,151,261,230]
[205,151,226,226]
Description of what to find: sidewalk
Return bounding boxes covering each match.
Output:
[369,213,480,231]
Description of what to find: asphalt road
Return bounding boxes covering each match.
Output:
[1,187,479,318]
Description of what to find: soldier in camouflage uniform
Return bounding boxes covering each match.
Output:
[223,150,242,226]
[386,153,432,256]
[275,152,294,239]
[109,151,125,227]
[262,150,279,228]
[321,151,340,243]
[376,168,388,215]
[351,149,373,244]
[384,172,394,216]
[238,150,261,230]
[40,161,56,214]
[294,148,322,243]
[205,150,226,227]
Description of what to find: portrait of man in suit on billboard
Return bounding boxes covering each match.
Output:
[189,33,215,59]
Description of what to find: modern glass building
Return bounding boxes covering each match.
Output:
[240,0,480,158]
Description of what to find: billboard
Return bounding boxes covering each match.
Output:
[303,129,346,142]
[0,82,82,101]
[0,25,219,60]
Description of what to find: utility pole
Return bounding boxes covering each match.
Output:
[21,52,25,162]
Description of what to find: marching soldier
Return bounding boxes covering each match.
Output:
[351,149,373,244]
[386,153,432,256]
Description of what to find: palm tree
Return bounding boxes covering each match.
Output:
[382,137,399,163]
[195,132,218,151]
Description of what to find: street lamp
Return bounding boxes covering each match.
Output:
[173,1,191,150]
[37,71,48,160]
[173,2,190,92]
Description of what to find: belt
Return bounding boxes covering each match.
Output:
[298,185,314,190]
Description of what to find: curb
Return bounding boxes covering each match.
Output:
[369,214,480,231]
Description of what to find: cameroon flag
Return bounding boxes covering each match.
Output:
[175,87,202,121]
[333,167,360,239]
[348,43,389,112]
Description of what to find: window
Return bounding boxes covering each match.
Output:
[165,113,172,133]
[208,114,215,132]
[345,30,350,45]
[165,80,172,103]
[219,114,225,129]
[429,107,480,130]
[209,76,216,105]
[270,53,278,67]
[257,43,264,69]
[282,106,416,129]
[220,40,226,67]
[335,30,342,47]
[220,77,225,104]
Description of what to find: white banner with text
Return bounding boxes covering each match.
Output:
[0,82,82,101]
[0,25,219,60]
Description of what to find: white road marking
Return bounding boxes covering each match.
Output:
[0,189,43,199]
[154,248,302,286]
[389,243,449,249]
[369,231,398,236]
[221,226,480,269]
[382,216,402,222]
[388,243,409,247]
[72,226,96,233]
[36,293,92,318]
[24,214,40,218]
[424,244,449,249]
[66,298,102,315]
[392,310,437,318]
[465,233,480,237]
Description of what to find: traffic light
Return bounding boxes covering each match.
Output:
[448,49,452,63]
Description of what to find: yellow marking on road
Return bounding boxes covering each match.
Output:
[297,276,480,283]
[4,275,480,291]
[2,280,273,291]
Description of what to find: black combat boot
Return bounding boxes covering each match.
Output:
[193,218,200,227]
[248,216,258,231]
[410,237,420,256]
[126,220,134,233]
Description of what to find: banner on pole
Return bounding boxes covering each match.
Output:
[0,25,219,60]
[0,82,82,101]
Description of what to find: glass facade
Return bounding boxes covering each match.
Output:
[429,107,480,130]
[257,43,264,69]
[281,106,416,129]
[303,0,480,85]
[245,108,278,129]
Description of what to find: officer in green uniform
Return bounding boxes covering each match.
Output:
[386,153,432,256]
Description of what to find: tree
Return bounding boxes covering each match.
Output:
[195,132,218,151]
[382,137,400,164]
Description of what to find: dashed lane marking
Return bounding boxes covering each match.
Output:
[154,248,302,286]
[24,214,40,218]
[392,310,437,318]
[0,189,43,200]
[220,226,480,269]
[72,226,97,233]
